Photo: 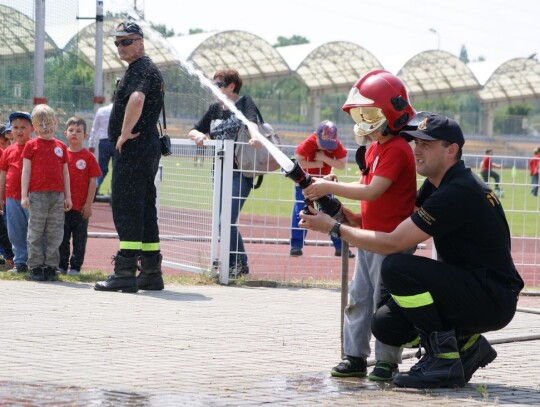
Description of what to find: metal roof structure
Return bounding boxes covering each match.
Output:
[479,58,540,105]
[288,41,383,94]
[0,4,58,60]
[398,50,482,99]
[2,1,539,132]
[167,30,290,81]
[64,19,178,73]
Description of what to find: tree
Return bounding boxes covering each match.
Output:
[274,35,309,48]
[459,45,469,64]
[150,22,175,37]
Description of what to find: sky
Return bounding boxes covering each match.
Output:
[76,0,540,71]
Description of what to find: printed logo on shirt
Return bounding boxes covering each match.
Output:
[76,159,87,170]
[417,207,435,226]
[54,146,64,157]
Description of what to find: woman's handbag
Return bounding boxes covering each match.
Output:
[235,106,281,188]
[159,104,172,156]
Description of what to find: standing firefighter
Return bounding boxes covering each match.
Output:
[95,21,164,293]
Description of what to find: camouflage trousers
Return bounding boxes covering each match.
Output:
[27,192,65,269]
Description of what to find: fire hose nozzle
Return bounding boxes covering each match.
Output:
[284,159,345,222]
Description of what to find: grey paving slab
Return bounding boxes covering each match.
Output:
[0,280,539,406]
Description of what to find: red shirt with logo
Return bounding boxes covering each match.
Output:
[67,149,102,211]
[22,138,68,193]
[0,143,26,199]
[296,133,348,177]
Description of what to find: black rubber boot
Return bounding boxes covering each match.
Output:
[393,329,465,388]
[137,253,164,291]
[458,334,497,383]
[94,254,138,293]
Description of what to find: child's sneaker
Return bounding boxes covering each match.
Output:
[67,269,80,275]
[331,356,367,377]
[58,268,67,275]
[44,267,57,281]
[368,361,399,381]
[8,264,28,273]
[29,267,46,282]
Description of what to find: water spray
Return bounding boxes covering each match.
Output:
[136,17,343,220]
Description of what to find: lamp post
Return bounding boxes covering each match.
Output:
[429,28,440,50]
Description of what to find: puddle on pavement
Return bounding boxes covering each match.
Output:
[0,374,392,405]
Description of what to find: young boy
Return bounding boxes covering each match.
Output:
[59,117,101,275]
[0,112,33,273]
[301,71,417,381]
[21,104,72,282]
[289,120,353,258]
[0,127,11,149]
[0,127,14,267]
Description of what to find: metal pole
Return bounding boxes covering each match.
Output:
[94,0,105,106]
[340,240,349,357]
[33,0,47,105]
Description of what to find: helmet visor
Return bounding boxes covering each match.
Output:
[349,106,387,139]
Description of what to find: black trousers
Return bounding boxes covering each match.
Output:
[0,215,13,260]
[111,137,161,256]
[59,210,88,271]
[371,253,519,347]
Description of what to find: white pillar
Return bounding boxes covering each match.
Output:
[33,0,47,105]
[94,0,105,107]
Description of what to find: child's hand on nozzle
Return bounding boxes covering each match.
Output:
[323,173,338,182]
[302,177,328,201]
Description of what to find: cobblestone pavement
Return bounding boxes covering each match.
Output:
[1,280,539,406]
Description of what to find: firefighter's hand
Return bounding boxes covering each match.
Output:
[298,205,334,234]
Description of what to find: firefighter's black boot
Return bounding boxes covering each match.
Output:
[94,253,138,293]
[458,334,497,383]
[137,253,164,291]
[393,329,465,388]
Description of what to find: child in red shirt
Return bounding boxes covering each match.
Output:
[59,117,101,275]
[290,120,352,257]
[529,147,540,196]
[0,130,14,267]
[22,104,72,281]
[0,112,33,273]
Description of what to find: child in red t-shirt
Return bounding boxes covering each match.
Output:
[0,130,14,267]
[529,147,540,197]
[0,112,33,273]
[480,148,501,194]
[59,117,101,275]
[290,120,352,257]
[21,104,72,281]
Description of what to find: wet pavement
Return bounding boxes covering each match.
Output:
[1,280,539,406]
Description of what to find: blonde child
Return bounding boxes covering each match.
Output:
[21,105,72,281]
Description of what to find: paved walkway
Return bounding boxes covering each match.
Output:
[1,280,539,406]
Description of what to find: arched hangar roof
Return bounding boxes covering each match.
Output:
[479,57,540,104]
[280,41,383,95]
[64,19,177,73]
[398,50,481,99]
[167,30,290,81]
[0,4,58,59]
